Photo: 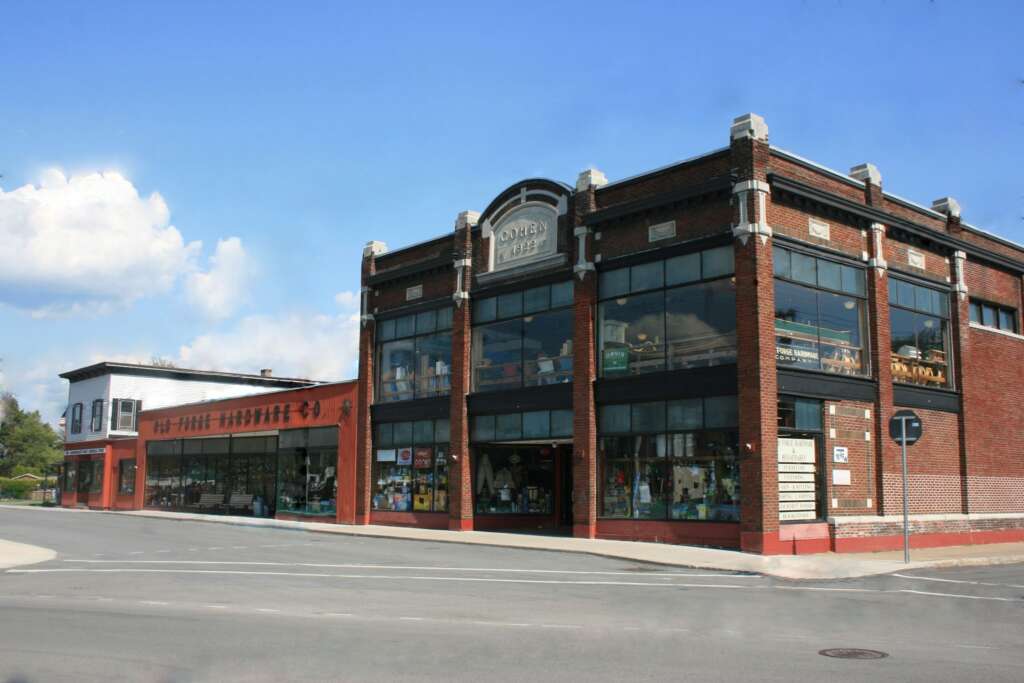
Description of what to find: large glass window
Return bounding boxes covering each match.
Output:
[889,278,951,388]
[76,459,103,495]
[472,282,574,391]
[145,440,183,508]
[774,246,868,376]
[277,428,337,517]
[373,419,449,513]
[598,245,736,377]
[376,307,453,403]
[599,397,739,522]
[62,462,77,493]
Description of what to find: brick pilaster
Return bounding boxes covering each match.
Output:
[866,221,896,515]
[448,214,475,531]
[354,245,381,524]
[730,114,780,553]
[571,170,603,538]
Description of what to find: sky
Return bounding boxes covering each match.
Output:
[1,0,1021,426]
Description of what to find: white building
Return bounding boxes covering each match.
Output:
[60,362,318,444]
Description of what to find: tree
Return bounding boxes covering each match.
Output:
[0,394,63,477]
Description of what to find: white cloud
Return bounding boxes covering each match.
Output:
[185,237,255,320]
[0,169,202,317]
[175,291,361,382]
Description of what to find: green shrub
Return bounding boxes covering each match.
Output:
[0,478,36,499]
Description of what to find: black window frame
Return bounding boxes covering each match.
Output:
[471,281,575,392]
[596,245,737,378]
[375,305,454,403]
[372,418,451,513]
[969,298,1019,334]
[70,403,83,434]
[772,245,870,378]
[888,276,953,389]
[90,399,104,432]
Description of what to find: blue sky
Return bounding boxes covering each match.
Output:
[1,0,1021,424]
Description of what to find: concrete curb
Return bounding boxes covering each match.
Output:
[0,539,57,570]
[3,504,1021,580]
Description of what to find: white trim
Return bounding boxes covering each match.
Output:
[969,321,1024,341]
[830,512,1024,524]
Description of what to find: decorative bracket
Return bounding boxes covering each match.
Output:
[452,258,471,307]
[573,226,594,280]
[953,250,968,301]
[360,286,374,328]
[868,222,888,276]
[731,180,772,245]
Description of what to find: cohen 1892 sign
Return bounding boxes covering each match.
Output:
[491,204,557,271]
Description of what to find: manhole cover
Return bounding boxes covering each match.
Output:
[819,648,888,660]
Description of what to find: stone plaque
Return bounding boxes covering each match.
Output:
[491,204,557,272]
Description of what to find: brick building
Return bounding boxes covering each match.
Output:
[355,113,1024,554]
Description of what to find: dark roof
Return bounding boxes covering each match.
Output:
[58,362,322,388]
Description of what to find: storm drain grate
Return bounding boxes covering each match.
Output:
[819,648,888,660]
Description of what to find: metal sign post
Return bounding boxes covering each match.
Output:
[889,410,922,564]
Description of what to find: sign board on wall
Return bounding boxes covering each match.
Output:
[777,437,818,521]
[490,204,558,272]
[833,446,849,464]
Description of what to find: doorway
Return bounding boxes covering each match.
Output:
[470,443,572,534]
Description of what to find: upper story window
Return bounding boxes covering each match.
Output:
[376,307,453,403]
[70,403,83,434]
[969,298,1019,334]
[773,246,868,377]
[90,399,104,432]
[110,399,139,431]
[472,281,574,392]
[888,277,951,388]
[597,245,736,378]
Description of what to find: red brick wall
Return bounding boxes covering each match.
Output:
[881,407,963,514]
[596,151,731,207]
[822,400,877,516]
[885,242,951,283]
[767,154,867,203]
[770,205,867,260]
[595,199,731,261]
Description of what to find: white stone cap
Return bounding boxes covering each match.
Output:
[455,210,480,230]
[363,240,388,258]
[932,197,961,218]
[576,168,608,192]
[849,163,882,185]
[730,113,768,142]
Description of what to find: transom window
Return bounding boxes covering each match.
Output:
[773,246,869,377]
[969,298,1018,334]
[376,307,453,403]
[597,245,736,377]
[471,282,574,392]
[888,277,951,388]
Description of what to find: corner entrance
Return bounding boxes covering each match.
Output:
[471,443,573,534]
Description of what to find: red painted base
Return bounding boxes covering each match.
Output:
[833,527,1024,553]
[573,522,597,539]
[369,511,449,530]
[448,517,474,531]
[598,520,740,548]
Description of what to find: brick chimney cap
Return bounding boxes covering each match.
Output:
[576,168,608,192]
[931,197,961,218]
[849,163,882,186]
[362,240,388,258]
[730,113,769,142]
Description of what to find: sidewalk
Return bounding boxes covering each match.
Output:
[4,504,1023,580]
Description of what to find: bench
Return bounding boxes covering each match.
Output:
[227,493,254,513]
[197,493,224,510]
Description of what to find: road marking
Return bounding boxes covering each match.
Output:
[207,547,223,550]
[255,608,279,613]
[775,586,879,593]
[470,620,531,628]
[232,546,247,549]
[893,573,1024,589]
[92,553,104,557]
[399,616,425,621]
[540,624,582,630]
[128,551,144,555]
[322,612,354,618]
[7,568,752,588]
[187,548,199,552]
[139,600,169,606]
[206,604,228,609]
[156,550,170,554]
[897,589,1021,602]
[59,559,753,579]
[956,644,995,650]
[33,594,55,599]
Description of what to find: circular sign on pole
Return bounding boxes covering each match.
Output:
[889,409,922,445]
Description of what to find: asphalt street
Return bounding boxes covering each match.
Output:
[1,507,1022,682]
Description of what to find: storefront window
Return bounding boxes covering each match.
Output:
[472,282,574,392]
[599,397,739,522]
[471,410,573,442]
[145,440,182,508]
[376,307,453,403]
[474,446,555,515]
[773,246,868,376]
[75,459,104,495]
[888,278,951,388]
[373,418,449,512]
[598,245,736,377]
[62,462,77,493]
[277,427,337,517]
